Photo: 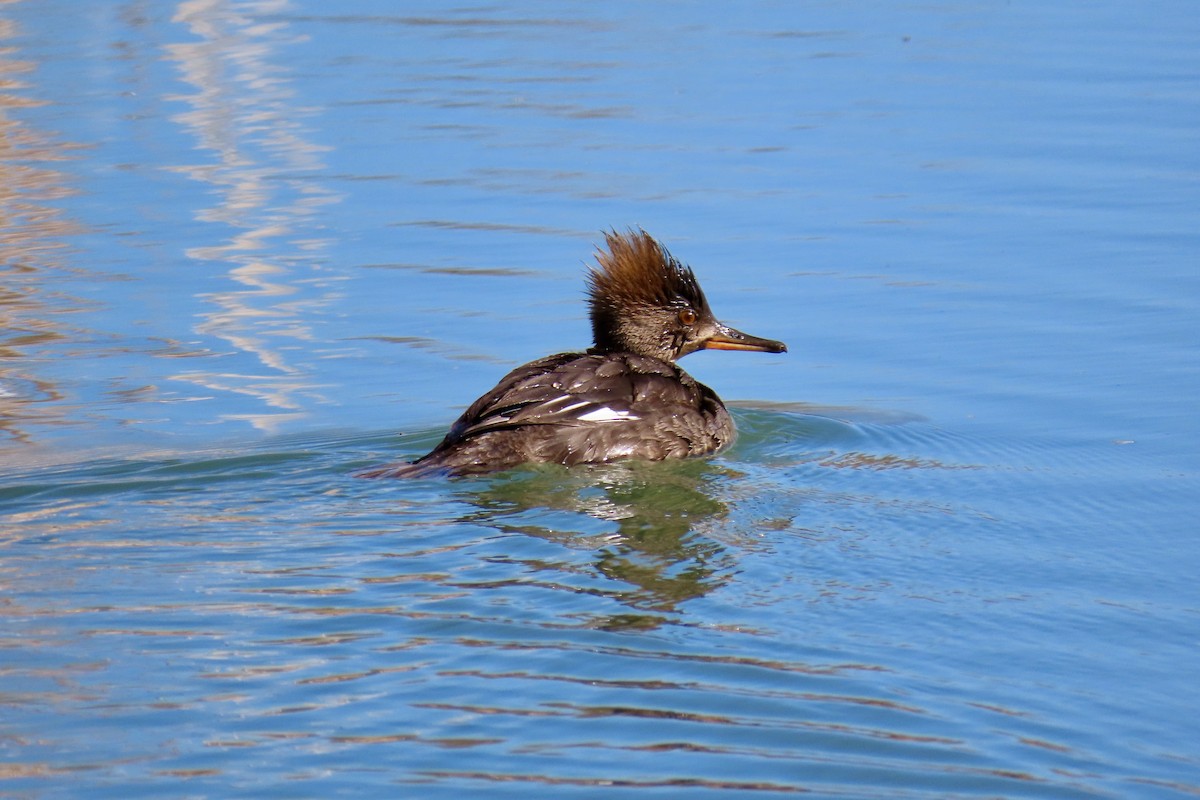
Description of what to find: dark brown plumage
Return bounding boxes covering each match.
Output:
[362,229,786,478]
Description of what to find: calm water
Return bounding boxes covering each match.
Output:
[2,2,1199,798]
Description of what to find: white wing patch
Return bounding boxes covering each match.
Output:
[576,406,640,423]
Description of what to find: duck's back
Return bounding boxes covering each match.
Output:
[368,351,733,477]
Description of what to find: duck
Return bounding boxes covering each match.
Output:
[362,228,786,477]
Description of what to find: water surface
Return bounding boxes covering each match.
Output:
[2,2,1198,798]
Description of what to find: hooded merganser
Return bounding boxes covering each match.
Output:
[363,229,786,477]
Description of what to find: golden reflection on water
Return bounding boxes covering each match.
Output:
[0,9,86,445]
[1,0,346,446]
[164,0,341,432]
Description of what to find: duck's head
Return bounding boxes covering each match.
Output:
[586,229,787,364]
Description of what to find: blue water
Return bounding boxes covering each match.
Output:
[2,2,1198,798]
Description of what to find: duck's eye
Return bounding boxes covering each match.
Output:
[678,308,698,325]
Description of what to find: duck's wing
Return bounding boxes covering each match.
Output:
[442,352,693,443]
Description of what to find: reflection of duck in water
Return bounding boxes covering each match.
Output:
[364,229,786,478]
[459,459,736,622]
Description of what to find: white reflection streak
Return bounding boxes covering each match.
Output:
[165,0,339,432]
